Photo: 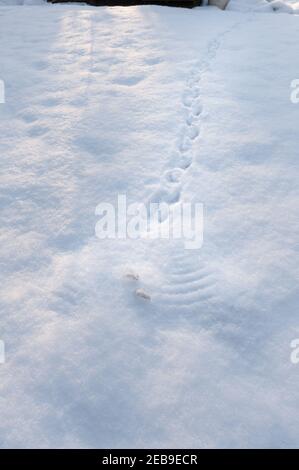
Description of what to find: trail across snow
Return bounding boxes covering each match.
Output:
[0,2,299,449]
[146,12,253,212]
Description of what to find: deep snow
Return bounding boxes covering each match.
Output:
[0,0,299,449]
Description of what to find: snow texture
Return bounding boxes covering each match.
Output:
[0,0,299,449]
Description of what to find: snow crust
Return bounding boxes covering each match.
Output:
[0,1,299,449]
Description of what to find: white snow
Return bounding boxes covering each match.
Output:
[0,0,299,449]
[227,0,299,12]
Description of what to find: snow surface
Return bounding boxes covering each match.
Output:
[1,0,299,11]
[227,0,299,13]
[0,0,299,449]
